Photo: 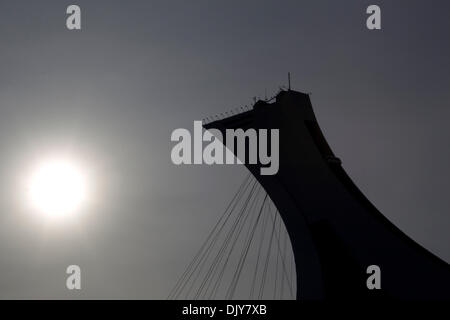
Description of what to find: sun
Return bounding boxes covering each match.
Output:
[28,158,88,218]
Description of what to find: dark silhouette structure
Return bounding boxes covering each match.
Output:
[204,89,450,300]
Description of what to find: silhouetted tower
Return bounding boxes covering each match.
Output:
[204,89,450,300]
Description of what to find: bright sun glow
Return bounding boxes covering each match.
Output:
[28,158,88,218]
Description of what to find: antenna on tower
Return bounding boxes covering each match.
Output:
[288,72,291,90]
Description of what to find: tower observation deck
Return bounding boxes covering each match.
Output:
[202,89,450,300]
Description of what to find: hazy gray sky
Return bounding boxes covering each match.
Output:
[0,0,449,298]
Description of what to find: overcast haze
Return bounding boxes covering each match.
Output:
[0,0,449,298]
